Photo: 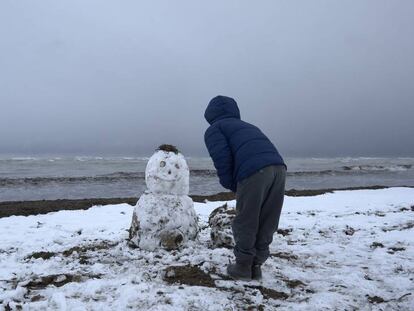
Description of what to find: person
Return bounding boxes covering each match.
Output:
[204,95,286,281]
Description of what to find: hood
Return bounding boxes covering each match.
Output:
[204,95,241,125]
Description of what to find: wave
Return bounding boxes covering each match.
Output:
[190,169,217,176]
[75,156,104,162]
[341,164,412,172]
[74,156,150,162]
[0,170,218,187]
[97,170,217,178]
[288,165,412,177]
[0,175,143,187]
[0,164,411,187]
[0,156,151,162]
[9,157,39,161]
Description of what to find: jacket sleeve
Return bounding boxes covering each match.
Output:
[204,125,236,192]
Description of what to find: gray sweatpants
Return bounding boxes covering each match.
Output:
[232,165,286,265]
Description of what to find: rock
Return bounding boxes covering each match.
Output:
[160,229,184,251]
[163,265,215,287]
[370,242,384,249]
[128,212,140,241]
[344,226,356,236]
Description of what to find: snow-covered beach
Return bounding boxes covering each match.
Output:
[1,188,413,310]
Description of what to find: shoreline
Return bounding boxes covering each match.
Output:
[0,185,412,219]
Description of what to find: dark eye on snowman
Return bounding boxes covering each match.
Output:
[160,161,166,167]
[175,164,180,169]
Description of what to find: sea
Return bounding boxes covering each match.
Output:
[0,156,413,202]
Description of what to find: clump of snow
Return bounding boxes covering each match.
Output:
[0,188,413,310]
[129,147,198,250]
[208,203,236,249]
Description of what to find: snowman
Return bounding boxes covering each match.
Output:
[129,145,199,250]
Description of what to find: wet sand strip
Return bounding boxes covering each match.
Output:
[0,185,411,219]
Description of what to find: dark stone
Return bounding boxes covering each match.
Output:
[276,228,292,236]
[164,265,215,287]
[245,285,289,300]
[157,144,179,154]
[367,295,386,304]
[370,242,385,249]
[23,274,101,290]
[344,226,356,236]
[160,230,184,251]
[270,252,298,261]
[26,251,56,260]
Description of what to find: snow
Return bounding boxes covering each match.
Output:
[1,188,413,310]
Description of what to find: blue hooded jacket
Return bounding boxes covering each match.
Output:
[204,95,285,192]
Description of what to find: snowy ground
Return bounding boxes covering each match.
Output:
[1,188,413,310]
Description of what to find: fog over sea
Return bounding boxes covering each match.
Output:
[0,156,413,202]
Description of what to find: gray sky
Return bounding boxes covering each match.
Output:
[1,0,413,157]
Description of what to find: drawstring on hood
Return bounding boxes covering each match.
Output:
[204,95,241,125]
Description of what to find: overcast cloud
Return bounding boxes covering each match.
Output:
[0,0,413,156]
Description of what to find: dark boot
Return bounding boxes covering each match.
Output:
[227,262,252,281]
[252,264,262,280]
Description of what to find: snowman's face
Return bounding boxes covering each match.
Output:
[145,150,190,195]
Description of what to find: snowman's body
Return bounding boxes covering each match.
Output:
[129,147,198,250]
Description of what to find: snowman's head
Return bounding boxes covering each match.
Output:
[145,145,190,195]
